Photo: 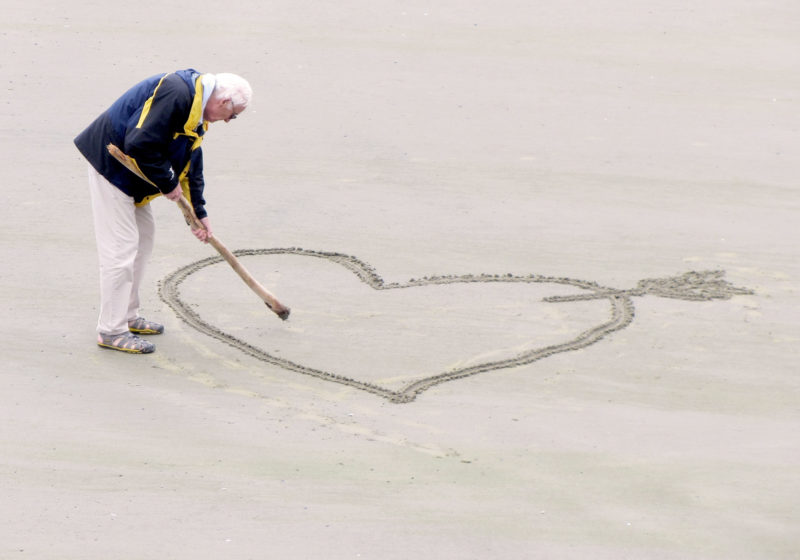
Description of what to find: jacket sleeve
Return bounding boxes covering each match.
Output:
[187,147,207,219]
[123,75,190,194]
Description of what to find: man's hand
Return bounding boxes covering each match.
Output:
[163,184,182,201]
[192,217,213,243]
[163,185,210,242]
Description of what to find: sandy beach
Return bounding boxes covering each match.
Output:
[1,1,798,558]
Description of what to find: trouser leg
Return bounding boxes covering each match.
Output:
[127,202,155,323]
[87,164,140,335]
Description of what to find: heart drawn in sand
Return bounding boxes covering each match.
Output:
[159,248,752,403]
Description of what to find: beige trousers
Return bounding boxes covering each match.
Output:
[87,164,155,335]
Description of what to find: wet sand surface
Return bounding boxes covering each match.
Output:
[2,2,798,558]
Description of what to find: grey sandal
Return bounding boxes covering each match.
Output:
[128,317,164,335]
[98,331,155,354]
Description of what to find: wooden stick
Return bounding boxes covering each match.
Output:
[106,143,290,320]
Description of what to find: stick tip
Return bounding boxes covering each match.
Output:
[271,305,290,321]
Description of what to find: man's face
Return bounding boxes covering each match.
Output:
[203,95,244,123]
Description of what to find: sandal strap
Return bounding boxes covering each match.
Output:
[98,331,155,354]
[128,317,164,334]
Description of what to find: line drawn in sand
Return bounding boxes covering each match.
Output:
[159,248,753,403]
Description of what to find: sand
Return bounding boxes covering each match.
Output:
[1,1,798,558]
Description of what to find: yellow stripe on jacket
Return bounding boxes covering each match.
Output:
[133,74,207,207]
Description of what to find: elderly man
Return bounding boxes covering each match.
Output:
[75,69,252,354]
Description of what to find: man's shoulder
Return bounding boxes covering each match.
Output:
[160,72,194,95]
[150,73,197,113]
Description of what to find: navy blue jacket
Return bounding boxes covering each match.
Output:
[75,69,209,219]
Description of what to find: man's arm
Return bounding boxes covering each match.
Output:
[123,74,190,194]
[186,147,212,242]
[186,147,207,219]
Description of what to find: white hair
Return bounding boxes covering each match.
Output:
[213,73,253,108]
